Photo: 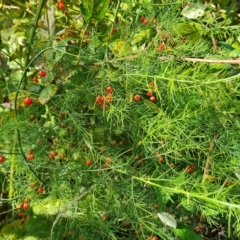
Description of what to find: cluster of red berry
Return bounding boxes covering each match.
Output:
[95,86,113,109]
[27,150,34,161]
[24,70,47,106]
[57,0,65,10]
[49,151,58,160]
[133,81,158,102]
[16,198,31,224]
[186,165,196,173]
[140,16,157,25]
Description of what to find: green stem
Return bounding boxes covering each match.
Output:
[23,0,46,89]
[133,176,240,210]
[113,0,121,24]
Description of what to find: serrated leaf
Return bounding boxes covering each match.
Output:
[38,84,58,105]
[157,212,177,228]
[181,3,206,19]
[174,224,204,240]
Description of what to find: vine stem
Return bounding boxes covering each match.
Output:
[23,0,47,89]
[14,0,47,183]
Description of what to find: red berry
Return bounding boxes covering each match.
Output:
[33,76,38,83]
[58,2,65,10]
[105,93,113,103]
[86,159,92,166]
[149,81,154,86]
[112,27,118,33]
[23,203,29,210]
[190,165,196,171]
[95,96,104,105]
[49,151,58,159]
[37,187,44,194]
[170,163,175,168]
[225,181,231,187]
[27,154,34,161]
[29,183,35,188]
[106,86,113,93]
[147,91,153,97]
[157,42,165,52]
[18,212,23,217]
[152,237,159,240]
[158,156,164,163]
[103,164,109,169]
[140,16,146,22]
[150,96,156,102]
[143,19,149,25]
[0,156,5,163]
[39,70,46,78]
[134,94,141,101]
[102,216,108,221]
[154,203,159,209]
[19,202,24,208]
[23,98,33,106]
[153,19,157,25]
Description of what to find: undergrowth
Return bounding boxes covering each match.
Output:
[1,0,240,239]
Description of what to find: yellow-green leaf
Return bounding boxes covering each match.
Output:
[38,85,58,105]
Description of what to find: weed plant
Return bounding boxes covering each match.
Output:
[1,0,240,239]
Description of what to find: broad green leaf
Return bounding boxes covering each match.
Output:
[181,3,206,19]
[38,84,58,105]
[80,0,110,22]
[175,23,202,41]
[55,39,68,62]
[0,220,24,237]
[174,224,204,240]
[32,198,65,215]
[10,70,23,82]
[80,0,94,22]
